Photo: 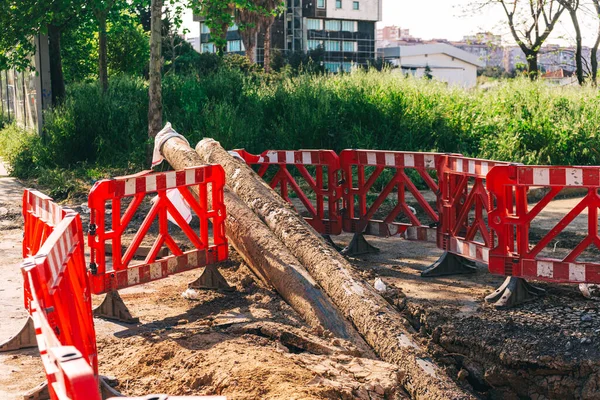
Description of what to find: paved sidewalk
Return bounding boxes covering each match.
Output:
[0,160,44,400]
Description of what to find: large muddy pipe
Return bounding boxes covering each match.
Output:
[159,135,374,357]
[196,138,476,400]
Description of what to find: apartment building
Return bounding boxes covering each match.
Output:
[195,0,382,72]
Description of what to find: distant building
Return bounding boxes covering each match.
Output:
[450,33,504,69]
[379,43,484,88]
[185,37,201,53]
[541,68,577,85]
[195,0,382,72]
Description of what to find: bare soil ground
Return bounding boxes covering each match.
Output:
[1,170,599,399]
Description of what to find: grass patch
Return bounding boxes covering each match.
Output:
[3,70,600,199]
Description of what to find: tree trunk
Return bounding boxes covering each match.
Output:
[148,0,163,142]
[569,9,584,85]
[593,38,600,86]
[244,41,256,63]
[526,51,539,80]
[97,13,109,92]
[592,1,600,86]
[158,136,374,358]
[196,139,476,400]
[48,24,65,106]
[263,22,272,73]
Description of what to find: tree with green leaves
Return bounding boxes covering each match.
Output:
[257,0,282,72]
[472,0,565,80]
[0,0,85,105]
[189,0,234,55]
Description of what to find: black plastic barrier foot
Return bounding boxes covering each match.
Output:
[100,375,122,399]
[421,252,477,277]
[485,277,545,309]
[22,381,48,400]
[93,290,139,324]
[188,264,234,291]
[580,284,600,300]
[0,317,37,353]
[322,234,343,252]
[341,233,380,257]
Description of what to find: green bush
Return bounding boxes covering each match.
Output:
[3,70,600,201]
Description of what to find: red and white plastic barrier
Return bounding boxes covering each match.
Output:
[436,156,510,264]
[22,189,73,258]
[339,149,441,241]
[21,213,100,400]
[87,166,229,294]
[235,149,343,235]
[488,165,600,283]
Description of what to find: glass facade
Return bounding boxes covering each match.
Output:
[227,40,244,52]
[324,40,340,51]
[341,20,357,32]
[201,43,215,53]
[325,20,341,31]
[307,18,322,30]
[307,40,323,50]
[343,41,357,52]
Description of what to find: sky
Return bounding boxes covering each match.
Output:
[182,0,600,47]
[378,0,598,47]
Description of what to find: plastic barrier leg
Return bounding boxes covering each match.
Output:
[420,252,477,277]
[341,233,380,257]
[580,284,600,300]
[188,264,233,291]
[93,290,139,324]
[485,277,545,309]
[0,317,37,352]
[100,376,122,399]
[321,235,343,252]
[22,381,49,400]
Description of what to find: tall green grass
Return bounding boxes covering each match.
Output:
[1,70,599,199]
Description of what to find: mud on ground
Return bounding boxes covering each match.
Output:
[1,187,600,399]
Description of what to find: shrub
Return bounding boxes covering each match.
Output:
[3,70,600,201]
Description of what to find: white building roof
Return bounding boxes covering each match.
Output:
[382,43,484,68]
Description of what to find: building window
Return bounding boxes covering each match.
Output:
[201,43,215,53]
[324,62,341,73]
[353,1,359,9]
[200,23,210,34]
[317,0,325,8]
[341,62,353,72]
[324,40,340,51]
[341,20,357,32]
[336,0,342,8]
[307,18,323,30]
[227,40,244,52]
[325,20,341,31]
[307,40,323,50]
[343,41,357,52]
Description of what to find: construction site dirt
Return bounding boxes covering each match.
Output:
[1,174,599,400]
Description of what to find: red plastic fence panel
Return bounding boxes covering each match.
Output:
[87,166,228,294]
[488,165,600,284]
[235,149,342,235]
[340,149,443,240]
[22,189,72,258]
[437,156,510,264]
[22,213,99,400]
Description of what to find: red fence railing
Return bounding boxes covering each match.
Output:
[234,149,343,235]
[87,166,229,294]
